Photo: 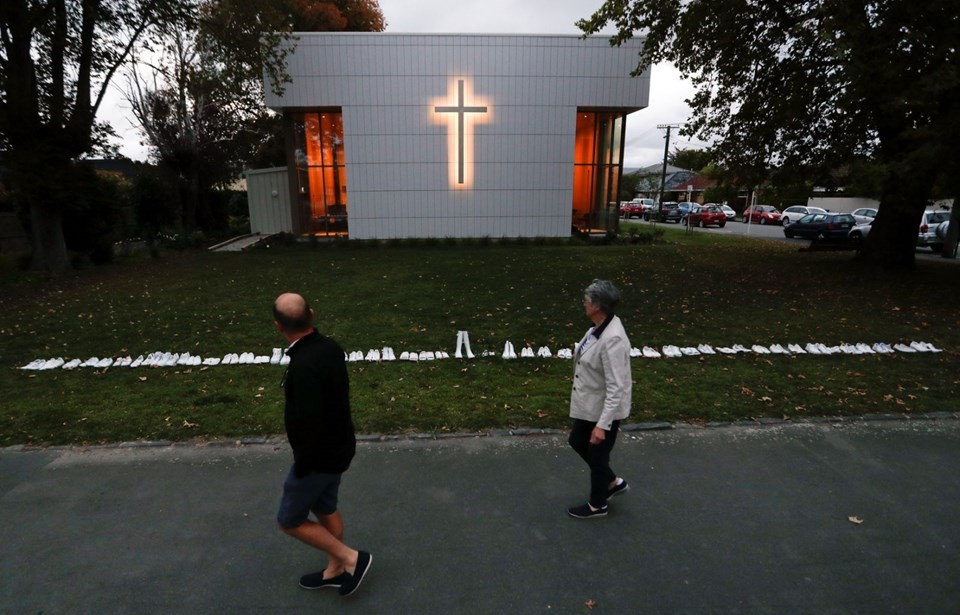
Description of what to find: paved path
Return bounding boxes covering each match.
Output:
[2,420,959,614]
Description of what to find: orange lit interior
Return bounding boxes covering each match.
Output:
[296,111,347,236]
[572,111,624,233]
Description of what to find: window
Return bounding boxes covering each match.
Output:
[572,110,626,232]
[292,111,347,236]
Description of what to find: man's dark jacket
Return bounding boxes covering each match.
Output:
[282,330,356,477]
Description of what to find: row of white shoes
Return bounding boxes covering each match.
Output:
[16,340,946,371]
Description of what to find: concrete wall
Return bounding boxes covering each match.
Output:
[246,167,293,234]
[264,33,649,239]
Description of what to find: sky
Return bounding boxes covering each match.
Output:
[101,0,703,168]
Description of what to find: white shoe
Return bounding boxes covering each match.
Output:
[62,358,82,370]
[680,347,701,356]
[768,344,787,354]
[716,347,736,354]
[662,345,682,358]
[520,347,534,358]
[280,354,290,366]
[893,343,916,353]
[462,331,475,359]
[381,347,395,361]
[455,331,465,358]
[642,346,661,358]
[538,346,553,358]
[407,352,419,362]
[97,357,114,368]
[270,348,283,365]
[697,344,716,355]
[787,344,805,354]
[202,357,220,366]
[751,345,770,354]
[920,341,943,353]
[732,344,750,353]
[21,359,46,370]
[823,344,841,355]
[873,343,893,354]
[399,351,410,361]
[40,358,64,370]
[81,357,100,367]
[365,349,381,361]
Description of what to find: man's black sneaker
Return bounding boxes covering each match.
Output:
[300,571,347,589]
[567,503,608,519]
[608,479,630,499]
[339,551,373,596]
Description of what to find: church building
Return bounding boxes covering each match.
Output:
[250,32,649,239]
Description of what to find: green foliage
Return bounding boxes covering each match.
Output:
[579,0,960,267]
[669,148,713,173]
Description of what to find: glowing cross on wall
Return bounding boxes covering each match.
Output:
[433,79,490,186]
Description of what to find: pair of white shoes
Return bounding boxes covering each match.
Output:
[662,345,682,358]
[536,346,552,358]
[642,346,661,358]
[907,341,942,353]
[555,348,574,359]
[454,331,476,359]
[502,341,518,360]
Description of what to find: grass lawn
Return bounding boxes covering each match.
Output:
[1,228,958,446]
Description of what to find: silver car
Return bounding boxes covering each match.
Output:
[918,210,950,252]
[851,207,878,225]
[780,205,827,226]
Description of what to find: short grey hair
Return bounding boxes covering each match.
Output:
[584,279,620,314]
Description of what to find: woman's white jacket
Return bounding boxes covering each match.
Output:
[569,315,632,430]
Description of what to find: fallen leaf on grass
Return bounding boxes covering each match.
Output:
[138,377,147,382]
[848,516,864,525]
[536,410,549,418]
[585,599,597,609]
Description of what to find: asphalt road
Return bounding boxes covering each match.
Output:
[2,419,959,614]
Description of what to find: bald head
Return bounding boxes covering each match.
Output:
[273,293,313,334]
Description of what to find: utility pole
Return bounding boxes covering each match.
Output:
[656,123,683,204]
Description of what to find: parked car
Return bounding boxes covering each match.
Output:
[742,204,782,225]
[783,213,856,239]
[619,198,655,219]
[918,210,950,252]
[848,219,874,246]
[644,201,682,223]
[684,204,727,228]
[677,202,698,217]
[780,205,827,226]
[851,207,878,225]
[717,204,736,221]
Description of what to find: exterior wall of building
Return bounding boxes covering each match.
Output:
[264,33,648,239]
[246,167,293,234]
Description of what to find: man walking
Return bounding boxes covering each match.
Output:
[273,292,372,596]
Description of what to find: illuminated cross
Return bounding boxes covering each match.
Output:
[434,79,487,184]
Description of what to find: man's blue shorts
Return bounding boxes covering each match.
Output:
[277,466,342,529]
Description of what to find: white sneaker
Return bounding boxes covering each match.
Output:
[751,345,770,354]
[399,351,410,361]
[365,349,381,361]
[787,344,806,354]
[732,344,750,353]
[822,345,840,355]
[805,343,821,355]
[768,344,787,354]
[873,343,893,354]
[840,344,861,355]
[680,347,701,356]
[462,331,475,359]
[662,345,682,358]
[41,358,64,370]
[697,344,716,355]
[270,348,283,365]
[520,347,534,358]
[855,343,875,354]
[62,358,82,370]
[893,343,916,353]
[716,347,736,354]
[202,357,220,366]
[538,346,553,358]
[97,357,114,368]
[642,346,661,358]
[21,359,46,370]
[280,354,290,366]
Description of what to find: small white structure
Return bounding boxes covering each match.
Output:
[246,167,292,234]
[253,32,649,239]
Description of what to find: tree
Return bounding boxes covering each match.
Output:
[579,0,960,269]
[125,0,385,233]
[0,0,196,275]
[669,148,712,174]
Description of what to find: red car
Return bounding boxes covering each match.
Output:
[742,204,782,225]
[619,198,654,219]
[684,204,727,228]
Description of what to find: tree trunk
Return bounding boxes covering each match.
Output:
[857,193,922,270]
[29,200,71,275]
